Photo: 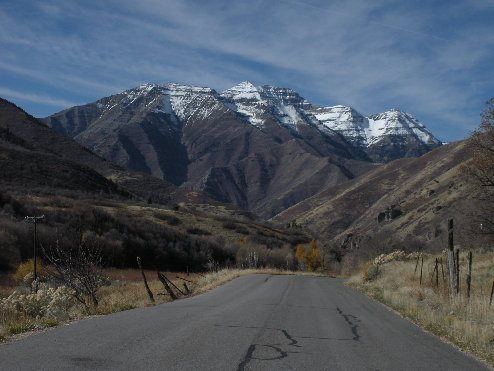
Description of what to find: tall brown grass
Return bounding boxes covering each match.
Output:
[347,250,494,364]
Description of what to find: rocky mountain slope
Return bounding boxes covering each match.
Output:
[0,98,313,272]
[41,82,441,217]
[0,98,219,206]
[0,98,121,194]
[272,140,477,249]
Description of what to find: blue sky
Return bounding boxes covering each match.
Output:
[1,0,493,142]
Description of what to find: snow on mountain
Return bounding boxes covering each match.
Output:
[220,81,316,130]
[366,109,440,146]
[161,83,220,122]
[219,81,268,127]
[219,83,439,150]
[96,81,440,152]
[309,105,369,146]
[123,83,158,105]
[307,104,440,148]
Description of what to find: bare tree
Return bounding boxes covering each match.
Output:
[43,238,107,311]
[469,98,494,188]
[466,98,494,234]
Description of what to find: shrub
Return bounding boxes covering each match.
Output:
[373,251,406,265]
[186,228,211,236]
[234,225,249,235]
[362,264,380,283]
[222,222,237,230]
[12,259,48,283]
[0,285,75,319]
[154,212,182,226]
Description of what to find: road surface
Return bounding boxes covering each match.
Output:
[0,274,489,370]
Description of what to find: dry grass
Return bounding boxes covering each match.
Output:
[346,251,494,365]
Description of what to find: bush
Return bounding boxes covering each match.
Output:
[222,222,237,230]
[362,264,380,283]
[12,259,48,283]
[186,228,211,236]
[0,285,75,319]
[154,212,182,226]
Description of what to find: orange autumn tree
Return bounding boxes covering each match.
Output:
[295,239,322,272]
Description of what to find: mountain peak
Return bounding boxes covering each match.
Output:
[221,81,261,100]
[162,82,216,94]
[237,80,256,89]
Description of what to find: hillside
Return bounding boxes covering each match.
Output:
[41,82,440,217]
[0,98,312,272]
[0,98,122,195]
[0,98,224,206]
[273,140,477,250]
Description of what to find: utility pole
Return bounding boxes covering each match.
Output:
[25,215,45,292]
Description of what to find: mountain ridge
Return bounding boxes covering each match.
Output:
[272,139,476,250]
[40,82,441,217]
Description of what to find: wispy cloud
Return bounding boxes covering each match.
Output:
[0,0,492,141]
[0,87,80,107]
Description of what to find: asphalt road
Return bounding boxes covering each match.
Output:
[0,275,489,370]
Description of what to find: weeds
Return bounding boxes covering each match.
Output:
[347,250,494,364]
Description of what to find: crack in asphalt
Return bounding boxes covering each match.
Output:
[216,323,360,370]
[225,325,304,371]
[237,343,303,371]
[281,329,300,347]
[336,307,361,341]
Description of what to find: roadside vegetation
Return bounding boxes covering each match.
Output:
[0,183,337,342]
[347,250,494,364]
[0,265,329,343]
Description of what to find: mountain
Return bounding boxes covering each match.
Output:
[272,140,477,250]
[0,98,121,194]
[0,98,314,272]
[41,82,441,217]
[0,98,214,206]
[310,106,441,162]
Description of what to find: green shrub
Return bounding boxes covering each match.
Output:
[7,321,35,335]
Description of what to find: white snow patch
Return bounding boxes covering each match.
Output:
[365,109,438,146]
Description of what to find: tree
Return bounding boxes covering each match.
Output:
[470,98,494,188]
[43,236,107,311]
[467,98,494,234]
[295,239,322,272]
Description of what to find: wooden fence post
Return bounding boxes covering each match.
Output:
[435,258,439,287]
[157,271,177,300]
[447,219,457,295]
[420,256,424,285]
[466,251,472,299]
[490,279,494,306]
[456,248,460,295]
[414,257,419,275]
[137,257,155,304]
[440,257,446,284]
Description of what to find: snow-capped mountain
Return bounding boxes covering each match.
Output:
[366,108,437,146]
[220,81,315,130]
[220,81,441,161]
[41,81,441,217]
